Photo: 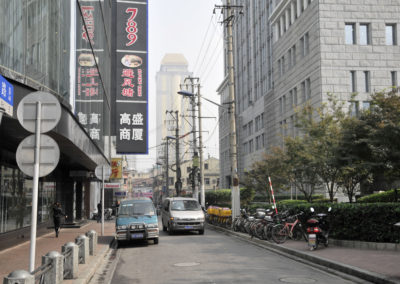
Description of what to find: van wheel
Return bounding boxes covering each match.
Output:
[162,223,167,232]
[199,229,204,235]
[153,238,159,244]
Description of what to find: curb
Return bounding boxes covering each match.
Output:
[207,224,399,284]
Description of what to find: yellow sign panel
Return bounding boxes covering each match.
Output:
[110,158,123,179]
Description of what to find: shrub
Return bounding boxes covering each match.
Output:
[358,189,400,203]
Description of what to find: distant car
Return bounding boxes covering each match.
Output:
[161,197,205,235]
[115,198,159,244]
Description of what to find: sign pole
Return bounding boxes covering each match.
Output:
[29,102,41,273]
[101,165,105,236]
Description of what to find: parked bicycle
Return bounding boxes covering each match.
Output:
[271,212,307,244]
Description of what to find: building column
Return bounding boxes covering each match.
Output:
[75,182,83,220]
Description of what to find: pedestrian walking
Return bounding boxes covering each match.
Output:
[53,202,67,238]
[97,202,102,223]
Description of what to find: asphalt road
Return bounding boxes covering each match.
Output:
[103,225,360,284]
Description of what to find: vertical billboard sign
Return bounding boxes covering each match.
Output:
[0,75,14,116]
[76,2,104,145]
[115,0,148,154]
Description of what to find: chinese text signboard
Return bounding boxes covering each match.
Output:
[0,75,14,116]
[75,3,104,144]
[115,0,148,154]
[110,158,123,179]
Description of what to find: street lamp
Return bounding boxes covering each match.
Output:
[0,107,5,125]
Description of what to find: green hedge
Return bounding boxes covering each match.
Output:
[277,203,400,243]
[358,189,400,203]
[205,187,255,207]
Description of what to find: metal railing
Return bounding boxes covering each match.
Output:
[31,261,53,284]
[62,247,73,279]
[4,230,98,284]
[76,239,84,264]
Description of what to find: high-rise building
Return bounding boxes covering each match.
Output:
[219,0,400,188]
[155,54,192,163]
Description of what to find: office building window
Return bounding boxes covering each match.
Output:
[350,71,357,92]
[292,44,296,65]
[293,87,298,105]
[364,71,370,92]
[279,97,283,115]
[362,101,370,110]
[205,178,210,185]
[391,71,398,87]
[386,24,396,45]
[306,78,311,100]
[301,32,309,57]
[301,81,306,102]
[345,23,356,44]
[205,163,209,170]
[359,24,370,45]
[249,139,254,153]
[349,101,359,117]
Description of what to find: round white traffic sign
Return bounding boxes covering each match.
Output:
[16,134,60,177]
[17,91,61,133]
[95,164,112,180]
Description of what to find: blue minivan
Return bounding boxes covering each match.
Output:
[115,198,159,244]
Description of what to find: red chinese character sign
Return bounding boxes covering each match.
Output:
[75,3,104,146]
[115,0,148,153]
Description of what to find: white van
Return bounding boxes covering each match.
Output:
[161,197,205,235]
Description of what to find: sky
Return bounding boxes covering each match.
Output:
[134,0,224,171]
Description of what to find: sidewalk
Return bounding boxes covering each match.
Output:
[209,224,400,284]
[0,220,116,283]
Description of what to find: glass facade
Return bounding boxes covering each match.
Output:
[0,165,55,233]
[0,0,111,152]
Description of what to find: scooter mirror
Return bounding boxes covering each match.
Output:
[310,207,315,213]
[328,207,332,212]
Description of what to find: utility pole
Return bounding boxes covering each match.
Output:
[197,85,205,208]
[174,111,182,196]
[184,76,199,201]
[215,1,242,219]
[165,140,169,197]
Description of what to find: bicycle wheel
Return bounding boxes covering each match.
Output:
[291,226,305,241]
[272,224,288,244]
[263,223,274,241]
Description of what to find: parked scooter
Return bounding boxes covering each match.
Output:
[306,207,331,250]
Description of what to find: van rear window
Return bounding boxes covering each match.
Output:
[171,200,200,211]
[119,202,155,216]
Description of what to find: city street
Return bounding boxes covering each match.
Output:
[98,223,360,284]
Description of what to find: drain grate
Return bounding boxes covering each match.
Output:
[173,262,200,267]
[280,277,316,283]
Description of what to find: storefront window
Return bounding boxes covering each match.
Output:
[0,165,55,234]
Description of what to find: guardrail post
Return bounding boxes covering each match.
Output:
[41,251,64,284]
[3,270,34,284]
[62,242,79,279]
[85,230,98,255]
[75,234,89,264]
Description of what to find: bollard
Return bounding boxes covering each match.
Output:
[62,242,79,279]
[75,234,89,264]
[85,230,98,255]
[3,270,34,284]
[41,251,64,284]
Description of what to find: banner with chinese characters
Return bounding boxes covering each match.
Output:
[75,2,104,146]
[115,0,148,154]
[110,158,123,179]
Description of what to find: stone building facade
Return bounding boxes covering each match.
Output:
[219,0,400,187]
